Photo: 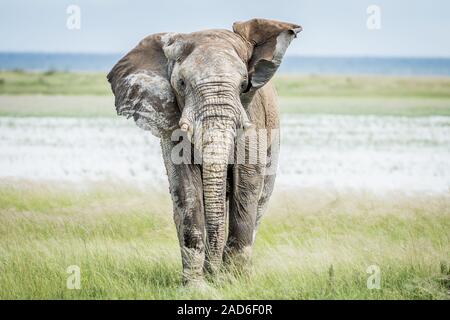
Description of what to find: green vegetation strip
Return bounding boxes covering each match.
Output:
[0,71,449,116]
[1,71,450,98]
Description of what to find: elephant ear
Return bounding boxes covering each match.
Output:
[107,33,180,138]
[233,18,302,92]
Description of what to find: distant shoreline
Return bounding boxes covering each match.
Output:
[1,53,450,76]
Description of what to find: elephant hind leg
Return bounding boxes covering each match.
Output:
[223,164,264,269]
[254,143,278,243]
[254,173,276,242]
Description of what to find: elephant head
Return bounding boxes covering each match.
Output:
[107,18,301,271]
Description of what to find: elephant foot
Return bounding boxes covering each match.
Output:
[182,275,206,288]
[203,251,224,277]
[223,246,252,273]
[181,246,205,285]
[182,272,205,286]
[223,246,253,275]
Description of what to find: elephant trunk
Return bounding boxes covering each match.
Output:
[197,100,237,273]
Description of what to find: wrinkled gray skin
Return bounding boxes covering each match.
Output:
[107,18,301,285]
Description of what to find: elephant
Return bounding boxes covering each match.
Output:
[107,18,302,285]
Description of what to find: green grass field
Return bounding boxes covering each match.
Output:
[0,71,449,299]
[1,71,450,117]
[0,182,448,299]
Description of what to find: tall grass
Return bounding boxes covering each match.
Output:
[0,181,448,299]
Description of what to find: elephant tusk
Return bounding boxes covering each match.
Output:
[179,120,193,142]
[243,121,253,130]
[180,123,189,132]
[238,104,253,131]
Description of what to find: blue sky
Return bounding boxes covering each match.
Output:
[1,0,449,57]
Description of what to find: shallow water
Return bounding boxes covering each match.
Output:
[0,115,449,193]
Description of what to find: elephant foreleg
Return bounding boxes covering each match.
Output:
[160,137,205,285]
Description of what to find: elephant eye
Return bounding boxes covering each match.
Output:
[178,78,186,90]
[240,79,248,93]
